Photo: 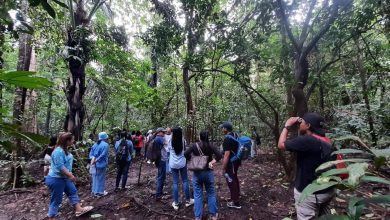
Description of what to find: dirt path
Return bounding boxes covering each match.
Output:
[0,153,388,220]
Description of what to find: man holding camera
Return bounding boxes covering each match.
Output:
[278,112,335,220]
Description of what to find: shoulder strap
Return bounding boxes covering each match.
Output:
[196,143,204,156]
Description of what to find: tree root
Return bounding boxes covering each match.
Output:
[0,188,33,197]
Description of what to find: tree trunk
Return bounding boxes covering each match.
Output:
[64,4,89,141]
[355,39,377,145]
[183,63,194,142]
[45,89,53,135]
[123,100,130,129]
[24,49,38,133]
[10,0,32,188]
[0,24,4,122]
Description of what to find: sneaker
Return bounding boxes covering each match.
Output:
[185,199,194,207]
[172,202,179,210]
[227,201,241,209]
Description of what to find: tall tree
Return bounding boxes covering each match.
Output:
[10,0,33,188]
[276,0,352,116]
[63,0,109,140]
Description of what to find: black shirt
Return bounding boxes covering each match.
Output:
[285,135,331,192]
[223,132,241,164]
[184,142,222,171]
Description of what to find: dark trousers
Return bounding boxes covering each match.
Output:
[116,161,130,188]
[135,148,141,156]
[226,162,240,202]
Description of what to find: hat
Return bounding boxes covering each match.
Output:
[98,132,108,140]
[219,121,233,131]
[156,127,167,133]
[147,130,153,134]
[303,112,326,136]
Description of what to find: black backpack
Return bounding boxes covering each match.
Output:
[116,139,129,165]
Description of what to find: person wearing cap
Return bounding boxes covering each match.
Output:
[278,112,335,220]
[90,132,109,197]
[154,127,167,200]
[220,122,242,209]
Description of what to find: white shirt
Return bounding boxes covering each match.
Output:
[164,134,172,151]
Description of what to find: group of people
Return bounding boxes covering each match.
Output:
[42,112,336,220]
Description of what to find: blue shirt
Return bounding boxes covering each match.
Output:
[155,136,167,161]
[115,139,134,162]
[92,141,109,169]
[48,147,74,178]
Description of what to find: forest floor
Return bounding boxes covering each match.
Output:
[0,150,388,220]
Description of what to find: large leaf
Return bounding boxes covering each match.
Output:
[319,215,351,220]
[346,163,368,187]
[321,168,349,177]
[41,0,56,18]
[299,181,339,203]
[355,195,390,206]
[370,149,390,158]
[52,0,68,9]
[360,175,390,185]
[350,195,390,219]
[331,149,365,155]
[0,71,52,89]
[316,159,371,172]
[348,197,365,220]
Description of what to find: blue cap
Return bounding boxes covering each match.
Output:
[98,132,108,140]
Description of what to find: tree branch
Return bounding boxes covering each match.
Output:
[298,0,318,46]
[276,0,301,53]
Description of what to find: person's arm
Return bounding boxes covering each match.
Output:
[278,117,300,150]
[184,144,194,160]
[96,143,109,162]
[222,151,230,174]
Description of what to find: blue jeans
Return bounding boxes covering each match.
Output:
[171,165,191,204]
[192,170,218,218]
[116,161,131,188]
[95,167,107,194]
[156,160,166,198]
[45,176,80,217]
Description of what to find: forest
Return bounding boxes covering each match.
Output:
[0,0,389,219]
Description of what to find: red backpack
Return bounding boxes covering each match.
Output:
[311,133,349,179]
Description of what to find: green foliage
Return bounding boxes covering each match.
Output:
[299,135,390,219]
[0,70,52,89]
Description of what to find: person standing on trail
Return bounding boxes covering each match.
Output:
[169,127,194,210]
[278,113,335,220]
[154,127,167,200]
[220,122,242,209]
[144,130,154,160]
[90,132,109,197]
[42,135,57,178]
[134,130,144,157]
[114,131,134,191]
[250,126,261,159]
[45,132,93,219]
[89,139,98,195]
[185,131,222,220]
[164,127,173,173]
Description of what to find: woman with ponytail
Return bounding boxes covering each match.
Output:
[169,127,193,210]
[184,131,222,220]
[45,132,93,219]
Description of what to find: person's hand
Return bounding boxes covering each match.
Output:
[285,117,300,127]
[208,162,214,169]
[69,174,77,182]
